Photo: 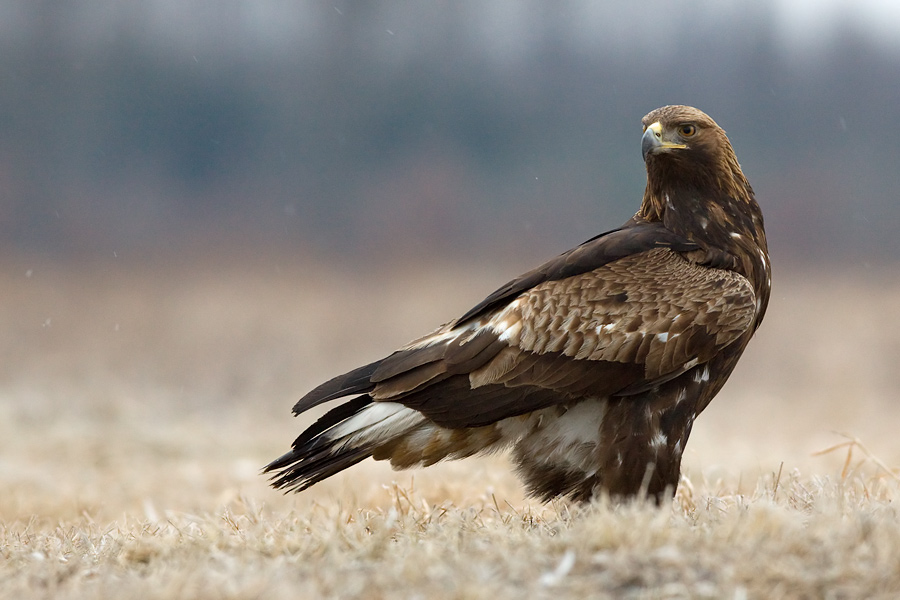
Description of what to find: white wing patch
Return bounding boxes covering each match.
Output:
[487,298,525,342]
[403,318,483,351]
[694,365,711,383]
[596,323,617,334]
[329,402,425,447]
[496,320,523,342]
[650,431,668,451]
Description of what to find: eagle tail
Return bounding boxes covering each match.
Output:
[268,325,513,492]
[264,396,429,492]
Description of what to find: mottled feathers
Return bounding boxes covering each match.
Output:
[265,105,770,502]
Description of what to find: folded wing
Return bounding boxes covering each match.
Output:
[265,226,757,492]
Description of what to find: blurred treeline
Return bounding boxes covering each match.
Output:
[2,2,898,265]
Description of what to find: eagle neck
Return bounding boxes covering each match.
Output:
[640,171,763,248]
[638,180,771,326]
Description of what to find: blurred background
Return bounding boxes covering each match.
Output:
[3,0,899,264]
[2,1,900,518]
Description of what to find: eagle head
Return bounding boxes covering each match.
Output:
[640,105,734,173]
[637,105,754,231]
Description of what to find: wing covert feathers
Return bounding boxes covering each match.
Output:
[457,222,700,324]
[290,245,753,430]
[497,248,755,380]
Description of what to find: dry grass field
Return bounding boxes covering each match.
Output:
[2,251,900,599]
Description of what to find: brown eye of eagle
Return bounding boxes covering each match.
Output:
[678,124,697,137]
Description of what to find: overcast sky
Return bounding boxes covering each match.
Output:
[3,1,899,58]
[3,1,899,263]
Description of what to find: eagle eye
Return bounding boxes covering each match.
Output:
[678,124,697,138]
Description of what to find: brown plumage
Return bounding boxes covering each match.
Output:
[265,105,771,503]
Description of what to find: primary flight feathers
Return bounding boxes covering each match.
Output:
[265,105,771,502]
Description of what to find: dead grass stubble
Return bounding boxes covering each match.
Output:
[2,256,900,599]
[4,472,900,600]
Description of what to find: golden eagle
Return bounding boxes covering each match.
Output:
[265,105,771,502]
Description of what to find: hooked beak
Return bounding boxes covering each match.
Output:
[641,121,687,162]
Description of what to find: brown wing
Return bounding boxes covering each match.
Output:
[483,247,754,383]
[456,220,700,324]
[289,220,700,418]
[363,247,756,428]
